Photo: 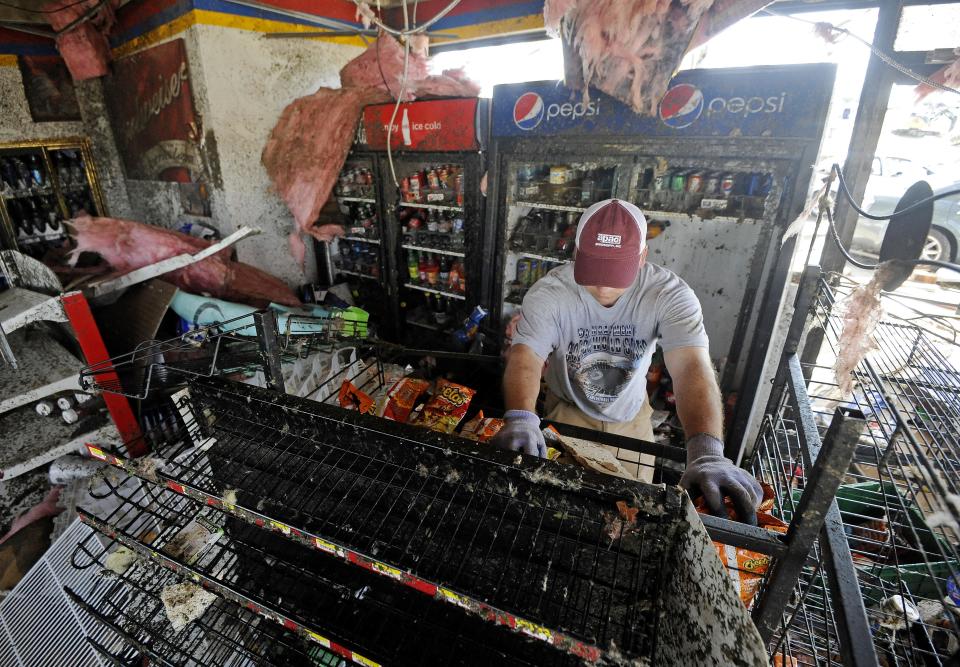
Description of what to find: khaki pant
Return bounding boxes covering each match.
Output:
[543,392,656,482]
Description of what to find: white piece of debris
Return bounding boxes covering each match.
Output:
[103,546,137,574]
[160,581,218,632]
[222,489,238,506]
[162,516,222,564]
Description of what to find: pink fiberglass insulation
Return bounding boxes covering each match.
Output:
[44,0,116,81]
[66,215,301,307]
[833,264,903,396]
[263,36,479,262]
[545,0,770,115]
[340,34,429,95]
[262,86,391,256]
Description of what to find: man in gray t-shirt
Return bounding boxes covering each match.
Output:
[493,199,762,523]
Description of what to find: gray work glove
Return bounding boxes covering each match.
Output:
[493,410,547,458]
[680,433,763,526]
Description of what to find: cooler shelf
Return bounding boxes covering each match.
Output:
[398,202,462,212]
[401,244,465,258]
[403,283,466,300]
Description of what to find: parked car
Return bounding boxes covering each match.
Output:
[849,157,960,262]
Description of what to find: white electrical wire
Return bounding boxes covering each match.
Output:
[384,0,412,187]
[352,0,460,36]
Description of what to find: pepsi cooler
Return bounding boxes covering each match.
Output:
[484,64,836,455]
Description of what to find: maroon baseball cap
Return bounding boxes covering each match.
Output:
[574,199,647,288]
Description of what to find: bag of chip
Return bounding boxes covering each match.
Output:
[414,379,475,433]
[338,380,375,414]
[379,377,430,422]
[459,411,505,442]
[694,481,788,607]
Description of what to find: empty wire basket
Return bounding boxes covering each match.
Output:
[73,374,768,666]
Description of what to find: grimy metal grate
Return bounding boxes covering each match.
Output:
[749,274,960,666]
[95,375,675,663]
[75,373,768,666]
[74,446,639,665]
[67,538,337,667]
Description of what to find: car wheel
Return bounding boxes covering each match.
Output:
[922,228,954,262]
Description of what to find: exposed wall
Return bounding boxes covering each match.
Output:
[190,24,362,285]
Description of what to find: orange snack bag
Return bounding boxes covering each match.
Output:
[694,481,788,608]
[338,380,375,414]
[460,411,505,442]
[381,378,430,422]
[415,379,476,433]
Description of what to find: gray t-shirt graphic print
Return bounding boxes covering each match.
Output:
[512,263,709,423]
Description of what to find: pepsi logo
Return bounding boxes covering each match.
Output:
[658,84,704,129]
[513,92,545,130]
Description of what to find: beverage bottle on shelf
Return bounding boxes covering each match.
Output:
[439,256,450,285]
[29,198,43,231]
[448,261,460,292]
[438,212,452,234]
[427,209,439,232]
[456,173,464,206]
[0,158,15,192]
[28,155,44,188]
[12,158,30,191]
[457,263,466,292]
[418,253,428,283]
[580,172,595,205]
[408,251,419,281]
[43,196,59,228]
[409,171,422,203]
[435,296,451,326]
[426,254,440,286]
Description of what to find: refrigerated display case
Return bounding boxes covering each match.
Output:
[360,98,487,347]
[486,65,836,446]
[0,138,106,258]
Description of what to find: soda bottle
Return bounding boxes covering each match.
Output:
[439,256,450,284]
[418,253,428,283]
[426,254,440,286]
[408,251,419,281]
[448,261,460,291]
[28,155,43,188]
[580,172,595,205]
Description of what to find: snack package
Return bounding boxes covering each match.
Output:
[414,379,475,433]
[694,481,788,608]
[459,410,505,443]
[379,377,430,422]
[338,380,375,414]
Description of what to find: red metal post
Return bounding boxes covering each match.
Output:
[60,291,146,455]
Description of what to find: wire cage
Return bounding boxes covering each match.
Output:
[66,486,342,667]
[78,308,371,400]
[72,373,768,667]
[747,273,960,666]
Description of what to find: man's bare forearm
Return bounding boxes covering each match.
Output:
[664,346,723,439]
[503,344,545,413]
